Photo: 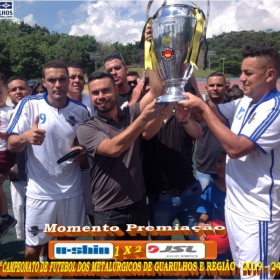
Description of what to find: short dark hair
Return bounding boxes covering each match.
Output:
[103,53,126,66]
[227,87,244,101]
[67,63,83,71]
[127,71,139,78]
[0,73,7,84]
[6,76,29,88]
[242,45,280,74]
[207,71,226,84]
[32,81,47,95]
[42,60,68,78]
[88,71,115,86]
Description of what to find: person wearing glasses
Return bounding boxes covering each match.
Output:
[103,53,145,109]
[127,71,139,89]
[77,70,173,241]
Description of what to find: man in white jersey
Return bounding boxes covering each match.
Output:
[178,45,280,279]
[67,63,94,222]
[7,60,89,262]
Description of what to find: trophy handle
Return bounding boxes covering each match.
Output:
[200,0,210,43]
[146,0,167,20]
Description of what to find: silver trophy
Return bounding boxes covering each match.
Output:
[145,1,209,103]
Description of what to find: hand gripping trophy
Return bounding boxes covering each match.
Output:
[145,0,210,103]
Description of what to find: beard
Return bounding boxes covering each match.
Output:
[94,99,117,114]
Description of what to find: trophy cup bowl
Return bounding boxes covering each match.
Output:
[151,4,204,103]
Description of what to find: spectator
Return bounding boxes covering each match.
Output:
[0,73,17,237]
[104,53,145,109]
[127,71,139,89]
[7,76,31,240]
[32,81,46,95]
[197,152,232,260]
[67,63,94,225]
[195,72,226,190]
[67,63,94,115]
[226,87,244,102]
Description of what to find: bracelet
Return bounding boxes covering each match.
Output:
[180,119,190,125]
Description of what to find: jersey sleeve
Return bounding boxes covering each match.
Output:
[239,98,280,154]
[217,99,242,127]
[7,99,31,135]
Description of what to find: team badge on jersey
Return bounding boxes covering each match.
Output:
[28,226,43,236]
[66,116,78,126]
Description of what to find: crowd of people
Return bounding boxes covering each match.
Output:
[0,44,280,280]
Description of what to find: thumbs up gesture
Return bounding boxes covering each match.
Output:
[28,116,46,145]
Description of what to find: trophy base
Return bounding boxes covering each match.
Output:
[156,95,186,103]
[156,86,186,103]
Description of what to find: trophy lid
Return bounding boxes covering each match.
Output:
[156,4,196,20]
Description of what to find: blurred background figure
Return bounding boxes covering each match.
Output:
[225,77,231,91]
[32,81,47,95]
[127,71,139,89]
[27,80,36,92]
[226,87,244,102]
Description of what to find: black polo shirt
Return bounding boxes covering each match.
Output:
[77,103,146,211]
[141,114,196,194]
[117,87,133,109]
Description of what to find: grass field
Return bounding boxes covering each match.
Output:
[0,180,25,263]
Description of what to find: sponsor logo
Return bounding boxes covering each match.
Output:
[162,48,175,61]
[236,107,245,120]
[66,116,78,126]
[0,2,13,19]
[146,243,205,259]
[54,243,114,259]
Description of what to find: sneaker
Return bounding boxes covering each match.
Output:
[0,215,17,237]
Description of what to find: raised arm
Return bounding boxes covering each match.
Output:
[93,100,163,158]
[8,116,46,153]
[178,93,254,159]
[174,104,202,139]
[139,68,164,112]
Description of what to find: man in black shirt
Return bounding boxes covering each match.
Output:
[142,87,203,240]
[104,53,145,109]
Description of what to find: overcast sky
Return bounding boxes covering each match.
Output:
[12,1,280,45]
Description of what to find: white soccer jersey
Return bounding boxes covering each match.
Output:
[81,93,95,116]
[217,88,280,221]
[0,106,14,150]
[7,93,90,200]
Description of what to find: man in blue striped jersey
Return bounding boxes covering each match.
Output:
[7,60,89,264]
[179,45,280,279]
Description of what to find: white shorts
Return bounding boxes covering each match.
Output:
[10,180,26,239]
[25,194,87,247]
[225,206,280,279]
